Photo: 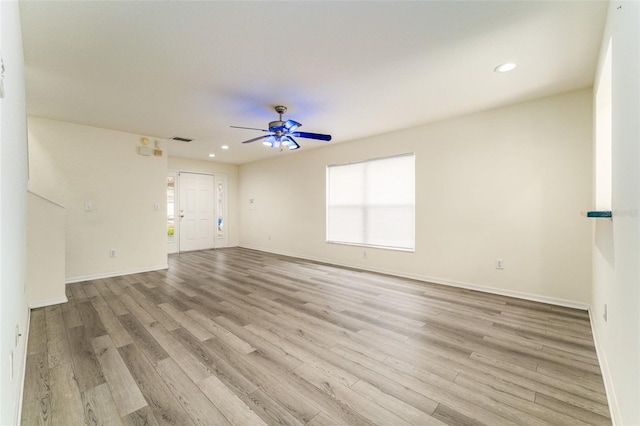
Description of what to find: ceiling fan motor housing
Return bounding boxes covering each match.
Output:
[269,106,288,131]
[269,121,285,131]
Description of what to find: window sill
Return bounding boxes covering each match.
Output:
[326,240,415,253]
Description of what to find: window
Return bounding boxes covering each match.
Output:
[167,176,176,237]
[327,153,415,251]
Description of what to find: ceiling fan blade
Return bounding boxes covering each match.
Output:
[241,134,272,144]
[292,131,331,141]
[231,125,270,132]
[283,119,301,132]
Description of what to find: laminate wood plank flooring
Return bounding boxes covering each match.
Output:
[22,248,611,425]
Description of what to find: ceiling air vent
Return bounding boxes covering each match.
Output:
[171,136,193,142]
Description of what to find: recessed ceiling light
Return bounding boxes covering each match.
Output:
[221,145,229,150]
[494,63,517,73]
[208,153,216,158]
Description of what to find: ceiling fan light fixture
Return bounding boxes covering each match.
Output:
[233,105,331,149]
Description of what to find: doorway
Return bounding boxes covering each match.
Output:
[167,171,228,254]
[180,172,214,252]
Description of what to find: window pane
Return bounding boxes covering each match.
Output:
[167,176,175,237]
[366,205,414,249]
[217,179,224,237]
[366,156,414,205]
[327,154,415,251]
[327,162,365,205]
[327,206,363,243]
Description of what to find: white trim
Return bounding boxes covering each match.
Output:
[239,244,590,310]
[424,276,589,310]
[28,296,69,309]
[16,308,31,426]
[177,170,215,177]
[588,308,620,425]
[65,264,168,284]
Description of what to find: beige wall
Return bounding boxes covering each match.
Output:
[239,89,593,306]
[27,192,67,307]
[591,2,640,425]
[167,157,240,247]
[27,117,168,282]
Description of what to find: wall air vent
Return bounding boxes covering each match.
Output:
[171,136,193,142]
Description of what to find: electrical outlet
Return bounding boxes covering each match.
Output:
[603,303,608,322]
[363,251,367,259]
[495,258,504,269]
[109,249,117,257]
[268,235,271,240]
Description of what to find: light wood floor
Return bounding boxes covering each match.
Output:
[22,248,611,425]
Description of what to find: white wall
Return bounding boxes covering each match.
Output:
[27,117,168,282]
[0,2,30,424]
[591,2,640,424]
[168,157,240,247]
[27,192,67,308]
[239,89,593,306]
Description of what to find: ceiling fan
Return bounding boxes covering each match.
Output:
[231,106,331,150]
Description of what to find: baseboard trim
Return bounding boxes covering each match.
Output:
[588,309,620,425]
[28,296,68,309]
[239,244,590,310]
[65,264,169,284]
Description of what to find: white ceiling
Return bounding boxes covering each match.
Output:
[19,1,607,165]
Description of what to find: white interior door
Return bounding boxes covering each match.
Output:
[179,172,214,252]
